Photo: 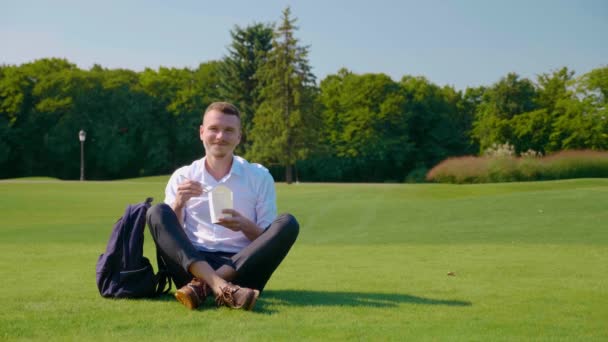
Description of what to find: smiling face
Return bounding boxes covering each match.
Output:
[200,109,242,159]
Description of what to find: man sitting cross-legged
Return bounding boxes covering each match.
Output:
[147,102,299,310]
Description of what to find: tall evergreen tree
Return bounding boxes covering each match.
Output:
[248,7,317,183]
[218,23,273,154]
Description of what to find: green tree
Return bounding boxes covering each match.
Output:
[579,65,608,102]
[400,76,472,170]
[249,7,317,184]
[472,73,538,152]
[458,86,485,153]
[0,64,31,177]
[510,108,552,153]
[536,67,575,113]
[5,58,79,177]
[139,62,222,171]
[218,23,273,154]
[548,66,608,151]
[509,67,574,153]
[317,70,412,181]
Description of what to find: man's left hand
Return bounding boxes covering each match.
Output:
[217,209,264,241]
[217,209,252,232]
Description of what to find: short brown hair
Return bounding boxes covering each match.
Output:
[203,102,241,123]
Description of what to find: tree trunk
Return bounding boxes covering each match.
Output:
[285,163,293,184]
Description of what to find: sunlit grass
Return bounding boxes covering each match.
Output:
[1,179,607,340]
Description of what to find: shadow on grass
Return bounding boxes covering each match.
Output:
[143,290,471,314]
[254,290,471,313]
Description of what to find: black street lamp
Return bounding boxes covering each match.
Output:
[79,130,86,181]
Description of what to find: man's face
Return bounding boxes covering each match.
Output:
[200,110,241,158]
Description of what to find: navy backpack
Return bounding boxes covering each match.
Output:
[96,198,171,298]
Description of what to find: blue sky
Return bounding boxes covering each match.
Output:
[2,0,607,90]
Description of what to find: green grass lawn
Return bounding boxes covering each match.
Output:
[1,178,607,340]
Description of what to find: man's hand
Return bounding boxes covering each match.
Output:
[218,209,263,241]
[173,179,203,209]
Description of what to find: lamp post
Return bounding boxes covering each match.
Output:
[79,130,86,181]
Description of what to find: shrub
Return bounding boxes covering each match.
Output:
[540,150,608,180]
[487,156,519,182]
[426,150,608,183]
[517,156,543,181]
[484,142,516,158]
[426,156,490,184]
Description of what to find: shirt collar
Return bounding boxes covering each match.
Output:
[229,155,243,176]
[201,155,242,182]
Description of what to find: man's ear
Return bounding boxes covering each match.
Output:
[199,124,204,141]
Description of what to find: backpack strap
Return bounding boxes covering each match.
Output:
[155,249,172,296]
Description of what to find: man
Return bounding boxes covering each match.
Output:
[146,102,299,311]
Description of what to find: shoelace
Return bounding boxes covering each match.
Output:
[216,285,237,307]
[197,281,210,297]
[185,279,209,303]
[189,284,206,302]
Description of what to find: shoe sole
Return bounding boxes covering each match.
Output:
[245,289,260,311]
[175,290,196,310]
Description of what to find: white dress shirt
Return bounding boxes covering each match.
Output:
[164,155,277,253]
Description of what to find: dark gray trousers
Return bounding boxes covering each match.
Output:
[146,204,299,291]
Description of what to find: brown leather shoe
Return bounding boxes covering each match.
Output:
[175,278,210,310]
[215,283,260,310]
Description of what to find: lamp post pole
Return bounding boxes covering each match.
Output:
[79,130,86,181]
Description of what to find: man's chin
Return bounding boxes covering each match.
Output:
[208,149,231,159]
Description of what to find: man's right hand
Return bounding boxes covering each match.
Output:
[173,178,203,210]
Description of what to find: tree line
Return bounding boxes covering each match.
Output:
[1,8,606,182]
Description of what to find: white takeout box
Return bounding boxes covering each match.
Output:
[209,185,233,223]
